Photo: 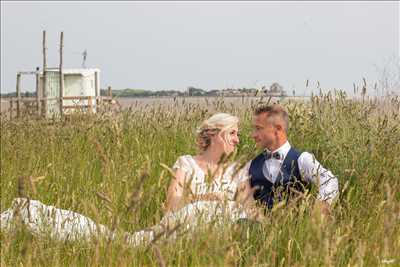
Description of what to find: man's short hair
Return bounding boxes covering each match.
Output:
[254,104,289,132]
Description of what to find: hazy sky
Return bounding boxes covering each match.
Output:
[1,1,399,94]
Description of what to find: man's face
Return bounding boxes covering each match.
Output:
[251,113,277,150]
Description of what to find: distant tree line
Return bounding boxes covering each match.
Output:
[0,91,37,98]
[1,83,288,98]
[99,84,287,97]
[99,88,185,97]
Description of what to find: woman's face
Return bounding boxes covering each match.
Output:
[211,125,240,155]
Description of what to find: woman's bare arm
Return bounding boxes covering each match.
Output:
[164,169,186,213]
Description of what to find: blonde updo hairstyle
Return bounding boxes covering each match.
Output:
[196,113,239,152]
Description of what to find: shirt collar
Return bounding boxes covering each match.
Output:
[265,141,291,160]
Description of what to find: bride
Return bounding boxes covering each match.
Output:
[1,113,259,247]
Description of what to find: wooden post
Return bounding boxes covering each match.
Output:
[94,71,99,107]
[88,96,93,113]
[108,86,112,98]
[42,30,47,117]
[35,67,41,116]
[16,73,21,118]
[59,31,64,117]
[9,100,13,120]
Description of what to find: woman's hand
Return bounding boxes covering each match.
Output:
[235,180,257,206]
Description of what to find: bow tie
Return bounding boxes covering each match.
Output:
[263,150,282,160]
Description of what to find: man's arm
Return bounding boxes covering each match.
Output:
[297,152,339,205]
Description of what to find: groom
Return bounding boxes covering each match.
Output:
[241,104,339,213]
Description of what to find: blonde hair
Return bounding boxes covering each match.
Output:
[196,113,239,151]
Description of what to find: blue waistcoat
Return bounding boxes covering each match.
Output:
[249,147,308,209]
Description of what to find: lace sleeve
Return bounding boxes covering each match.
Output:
[172,155,191,174]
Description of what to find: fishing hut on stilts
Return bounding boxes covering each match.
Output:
[8,31,115,119]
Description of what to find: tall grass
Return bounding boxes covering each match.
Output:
[1,93,399,266]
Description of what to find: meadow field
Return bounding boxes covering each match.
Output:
[0,93,399,266]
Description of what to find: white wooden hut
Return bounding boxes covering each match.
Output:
[39,68,100,116]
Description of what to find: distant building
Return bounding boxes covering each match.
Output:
[187,86,206,96]
[208,89,221,96]
[264,82,287,97]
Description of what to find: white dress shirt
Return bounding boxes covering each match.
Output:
[241,141,339,204]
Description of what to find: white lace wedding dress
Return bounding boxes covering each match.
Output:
[0,155,250,247]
